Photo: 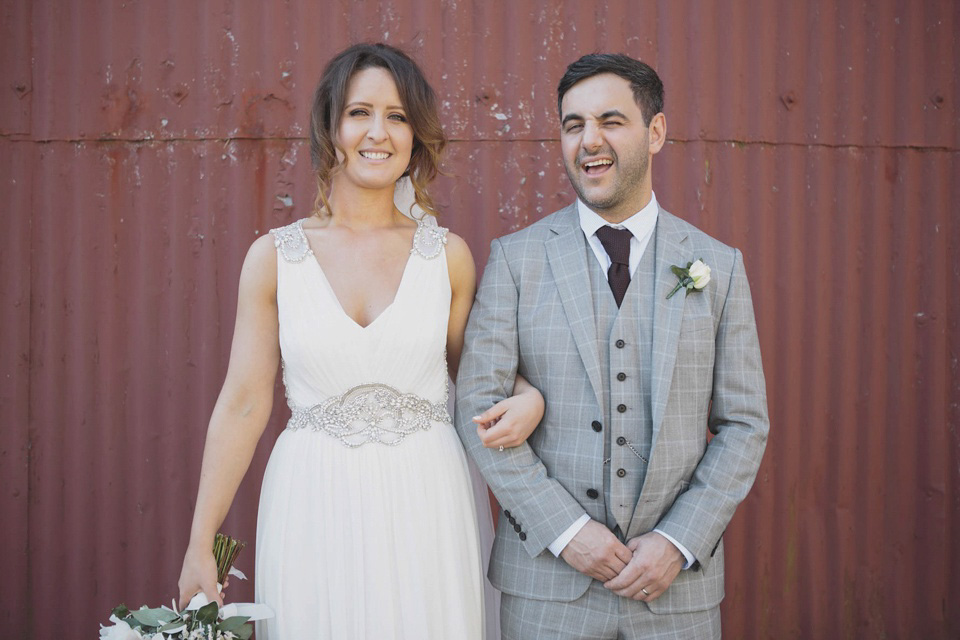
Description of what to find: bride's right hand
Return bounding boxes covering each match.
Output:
[177,543,222,610]
[473,378,545,449]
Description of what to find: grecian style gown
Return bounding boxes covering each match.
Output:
[255,216,484,639]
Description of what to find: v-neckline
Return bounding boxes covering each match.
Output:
[298,219,417,331]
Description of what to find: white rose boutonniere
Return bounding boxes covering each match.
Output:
[666,259,711,299]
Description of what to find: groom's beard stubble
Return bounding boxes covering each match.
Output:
[564,143,650,217]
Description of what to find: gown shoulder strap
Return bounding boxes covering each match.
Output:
[411,215,448,260]
[270,219,312,263]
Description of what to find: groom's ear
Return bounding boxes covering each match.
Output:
[648,112,667,155]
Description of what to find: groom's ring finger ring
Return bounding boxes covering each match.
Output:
[641,588,651,596]
[498,445,504,452]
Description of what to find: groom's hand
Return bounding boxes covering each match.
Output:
[603,531,684,601]
[559,520,632,581]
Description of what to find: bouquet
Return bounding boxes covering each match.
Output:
[100,534,272,640]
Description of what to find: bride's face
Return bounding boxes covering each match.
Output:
[334,67,414,191]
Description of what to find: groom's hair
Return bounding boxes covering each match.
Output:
[557,53,664,126]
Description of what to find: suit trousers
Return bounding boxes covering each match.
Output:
[501,581,721,640]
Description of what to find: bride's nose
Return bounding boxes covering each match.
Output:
[366,115,388,143]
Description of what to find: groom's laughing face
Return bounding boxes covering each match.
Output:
[560,73,660,221]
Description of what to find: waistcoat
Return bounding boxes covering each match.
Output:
[587,225,658,532]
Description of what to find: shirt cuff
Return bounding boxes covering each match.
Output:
[548,514,591,557]
[653,529,695,569]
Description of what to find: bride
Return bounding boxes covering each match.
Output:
[176,43,543,639]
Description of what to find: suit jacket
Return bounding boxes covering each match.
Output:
[454,203,769,613]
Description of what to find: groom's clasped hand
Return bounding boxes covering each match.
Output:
[559,521,683,601]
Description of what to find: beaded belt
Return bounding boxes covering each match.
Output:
[286,383,451,448]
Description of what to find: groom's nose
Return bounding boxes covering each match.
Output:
[581,122,604,152]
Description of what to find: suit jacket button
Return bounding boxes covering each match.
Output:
[617,404,627,413]
[508,516,516,525]
[617,468,627,478]
[586,488,599,499]
[616,372,627,381]
[615,339,625,348]
[519,532,527,541]
[591,420,602,432]
[514,523,522,533]
[616,436,626,446]
[504,510,511,518]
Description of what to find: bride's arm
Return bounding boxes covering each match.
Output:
[445,231,476,382]
[177,234,280,608]
[446,233,544,449]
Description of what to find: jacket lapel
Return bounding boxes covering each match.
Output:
[545,205,604,410]
[649,209,690,454]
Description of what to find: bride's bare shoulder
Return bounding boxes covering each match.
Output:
[445,231,476,292]
[237,232,280,296]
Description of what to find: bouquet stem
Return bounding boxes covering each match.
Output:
[213,533,246,584]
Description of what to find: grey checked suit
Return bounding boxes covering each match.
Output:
[455,203,769,635]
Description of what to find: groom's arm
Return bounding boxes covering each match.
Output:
[455,238,587,558]
[654,248,770,568]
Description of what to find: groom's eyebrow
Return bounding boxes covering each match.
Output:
[597,109,627,121]
[561,109,629,126]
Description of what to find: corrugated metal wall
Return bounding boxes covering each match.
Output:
[2,1,957,637]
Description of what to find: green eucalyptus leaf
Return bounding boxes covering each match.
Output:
[111,604,130,619]
[160,619,187,632]
[670,265,686,278]
[130,606,176,628]
[196,601,220,625]
[219,615,251,632]
[235,624,255,640]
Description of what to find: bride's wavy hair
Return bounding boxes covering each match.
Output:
[310,43,446,218]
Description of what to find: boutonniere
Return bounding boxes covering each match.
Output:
[666,259,711,299]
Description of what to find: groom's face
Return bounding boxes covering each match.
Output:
[560,73,656,221]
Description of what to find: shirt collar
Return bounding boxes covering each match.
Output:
[577,191,659,239]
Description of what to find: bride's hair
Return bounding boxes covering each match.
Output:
[309,43,446,218]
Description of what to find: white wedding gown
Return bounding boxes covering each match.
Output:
[255,214,485,639]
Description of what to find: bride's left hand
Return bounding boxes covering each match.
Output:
[473,383,545,449]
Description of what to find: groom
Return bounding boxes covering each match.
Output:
[455,54,769,638]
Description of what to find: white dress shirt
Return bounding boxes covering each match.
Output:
[546,193,695,570]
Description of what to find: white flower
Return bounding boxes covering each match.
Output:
[688,259,711,289]
[99,616,144,640]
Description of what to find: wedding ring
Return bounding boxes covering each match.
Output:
[499,445,504,452]
[641,587,651,596]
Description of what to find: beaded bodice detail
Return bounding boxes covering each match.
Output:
[270,216,452,447]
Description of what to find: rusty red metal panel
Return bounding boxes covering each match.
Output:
[1,1,958,638]
[0,140,32,632]
[16,1,958,147]
[0,0,32,135]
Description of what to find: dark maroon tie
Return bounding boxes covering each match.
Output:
[595,225,633,307]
